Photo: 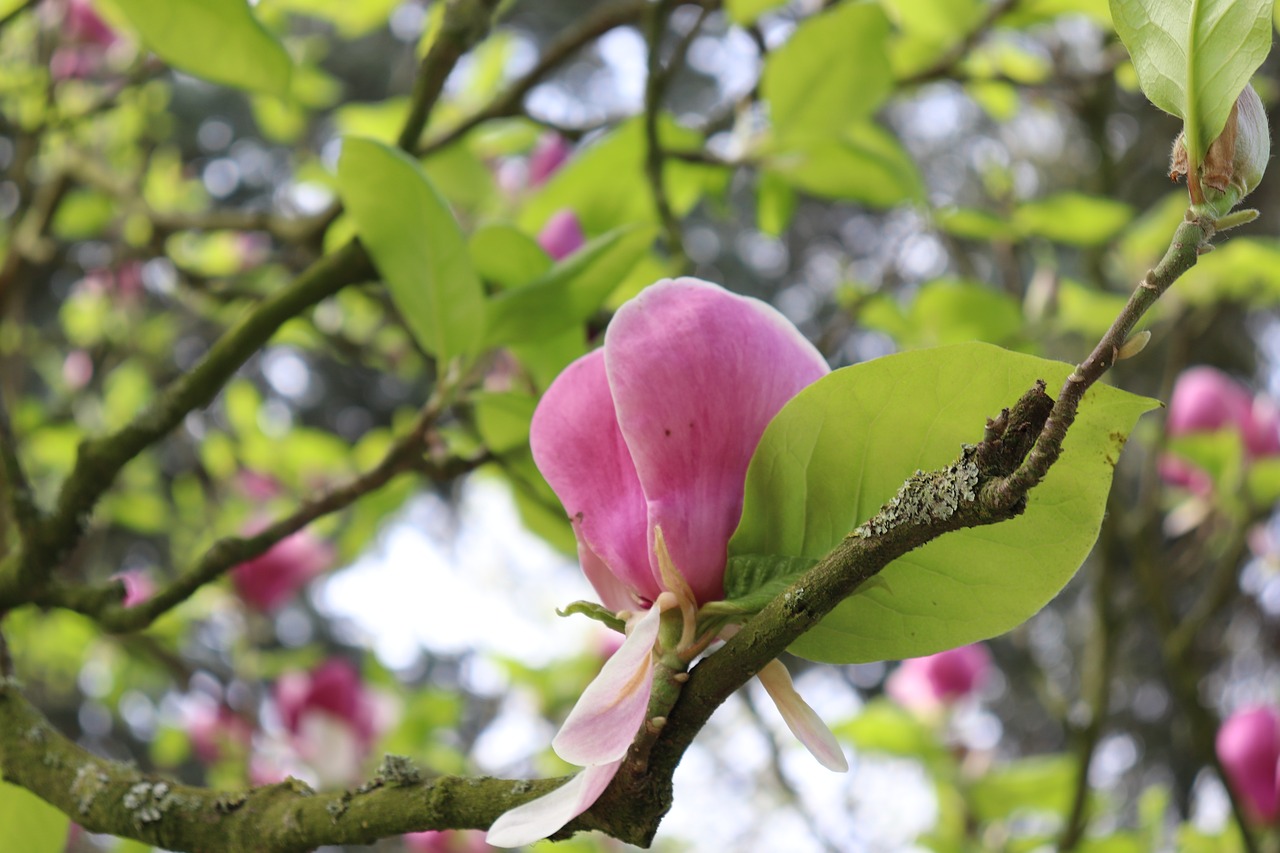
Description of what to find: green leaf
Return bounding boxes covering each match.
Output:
[726,342,1157,663]
[968,755,1078,821]
[0,781,70,853]
[519,117,714,234]
[1173,238,1280,304]
[861,280,1025,349]
[1014,193,1134,246]
[337,137,485,365]
[1109,0,1272,172]
[756,171,796,237]
[472,391,536,455]
[110,0,293,96]
[761,3,892,142]
[726,0,789,25]
[834,699,953,768]
[767,123,924,208]
[469,224,552,290]
[483,225,656,348]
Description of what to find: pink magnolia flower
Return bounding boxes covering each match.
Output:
[527,134,572,186]
[537,209,585,261]
[275,659,380,786]
[1163,367,1280,493]
[886,644,992,714]
[487,278,844,847]
[1217,706,1280,824]
[230,529,332,612]
[50,0,120,80]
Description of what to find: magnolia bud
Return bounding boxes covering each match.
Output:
[1170,83,1270,218]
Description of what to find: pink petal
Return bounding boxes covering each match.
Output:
[756,659,848,772]
[485,759,623,848]
[604,278,829,604]
[1217,706,1280,823]
[553,603,661,766]
[531,350,658,606]
[537,209,586,261]
[1167,367,1253,436]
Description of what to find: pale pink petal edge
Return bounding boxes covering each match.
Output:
[553,603,661,766]
[485,759,624,848]
[757,659,848,772]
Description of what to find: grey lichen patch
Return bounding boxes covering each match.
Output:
[71,763,110,815]
[325,794,351,822]
[377,753,421,786]
[24,724,46,743]
[122,780,181,827]
[511,780,534,795]
[856,459,981,539]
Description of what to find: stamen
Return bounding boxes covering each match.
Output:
[653,526,698,651]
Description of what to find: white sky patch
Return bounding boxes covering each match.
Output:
[318,476,597,670]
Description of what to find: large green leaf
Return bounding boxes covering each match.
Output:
[1013,193,1134,246]
[726,342,1156,663]
[337,137,485,365]
[761,3,892,142]
[110,0,293,96]
[1109,0,1272,173]
[0,781,70,853]
[483,225,657,347]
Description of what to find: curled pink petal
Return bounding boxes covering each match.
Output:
[1217,706,1280,823]
[756,659,848,772]
[531,350,657,606]
[231,529,333,612]
[604,278,829,604]
[528,134,572,186]
[485,759,623,848]
[1245,397,1280,458]
[553,603,661,766]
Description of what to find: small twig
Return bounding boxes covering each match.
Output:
[0,383,38,540]
[420,0,648,155]
[642,0,689,267]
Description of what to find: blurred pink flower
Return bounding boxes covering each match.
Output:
[185,699,253,764]
[1162,367,1280,493]
[65,0,118,47]
[275,659,381,786]
[230,529,332,612]
[113,570,154,607]
[886,644,992,713]
[1217,706,1280,824]
[50,0,120,80]
[527,134,572,186]
[488,278,841,847]
[537,209,585,261]
[62,350,94,390]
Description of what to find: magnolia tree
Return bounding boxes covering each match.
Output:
[2,0,1280,850]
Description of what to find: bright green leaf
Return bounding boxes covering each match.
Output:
[761,3,892,141]
[726,0,789,25]
[1014,192,1134,246]
[484,225,657,348]
[1109,0,1272,172]
[337,137,485,365]
[969,755,1078,821]
[768,123,924,208]
[470,224,553,290]
[727,342,1157,663]
[109,0,293,96]
[0,781,70,853]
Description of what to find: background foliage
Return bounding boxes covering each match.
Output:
[2,0,1280,850]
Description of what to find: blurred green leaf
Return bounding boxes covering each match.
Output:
[469,224,552,290]
[762,3,892,141]
[969,754,1077,821]
[834,699,953,768]
[768,122,924,208]
[260,0,400,37]
[109,0,293,96]
[726,0,789,25]
[473,391,536,455]
[338,137,485,365]
[756,171,796,237]
[727,343,1157,662]
[0,781,70,853]
[1014,193,1134,246]
[861,280,1025,348]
